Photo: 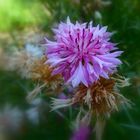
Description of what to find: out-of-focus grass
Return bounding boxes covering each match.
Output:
[0,0,51,32]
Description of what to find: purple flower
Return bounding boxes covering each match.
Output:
[45,17,122,87]
[71,125,91,140]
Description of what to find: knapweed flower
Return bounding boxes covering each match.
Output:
[26,58,63,102]
[4,44,43,78]
[71,124,91,140]
[51,75,131,117]
[3,44,63,102]
[45,18,122,87]
[73,77,131,117]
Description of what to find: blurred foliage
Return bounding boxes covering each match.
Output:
[0,0,50,32]
[0,0,140,140]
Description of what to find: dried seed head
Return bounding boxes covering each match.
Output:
[50,75,131,119]
[73,77,131,117]
[30,57,63,93]
[2,45,43,78]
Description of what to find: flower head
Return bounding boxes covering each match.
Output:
[71,124,91,140]
[45,18,122,87]
[51,75,131,117]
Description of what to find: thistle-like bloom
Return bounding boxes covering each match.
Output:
[45,18,122,87]
[51,75,131,117]
[71,124,91,140]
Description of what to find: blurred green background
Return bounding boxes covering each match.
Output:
[0,0,140,140]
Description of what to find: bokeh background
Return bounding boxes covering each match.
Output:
[0,0,140,140]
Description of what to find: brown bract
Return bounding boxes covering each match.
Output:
[31,57,63,93]
[26,57,64,102]
[73,77,130,117]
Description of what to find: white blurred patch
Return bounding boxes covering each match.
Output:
[0,104,23,132]
[25,44,43,59]
[29,98,42,106]
[26,107,39,125]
